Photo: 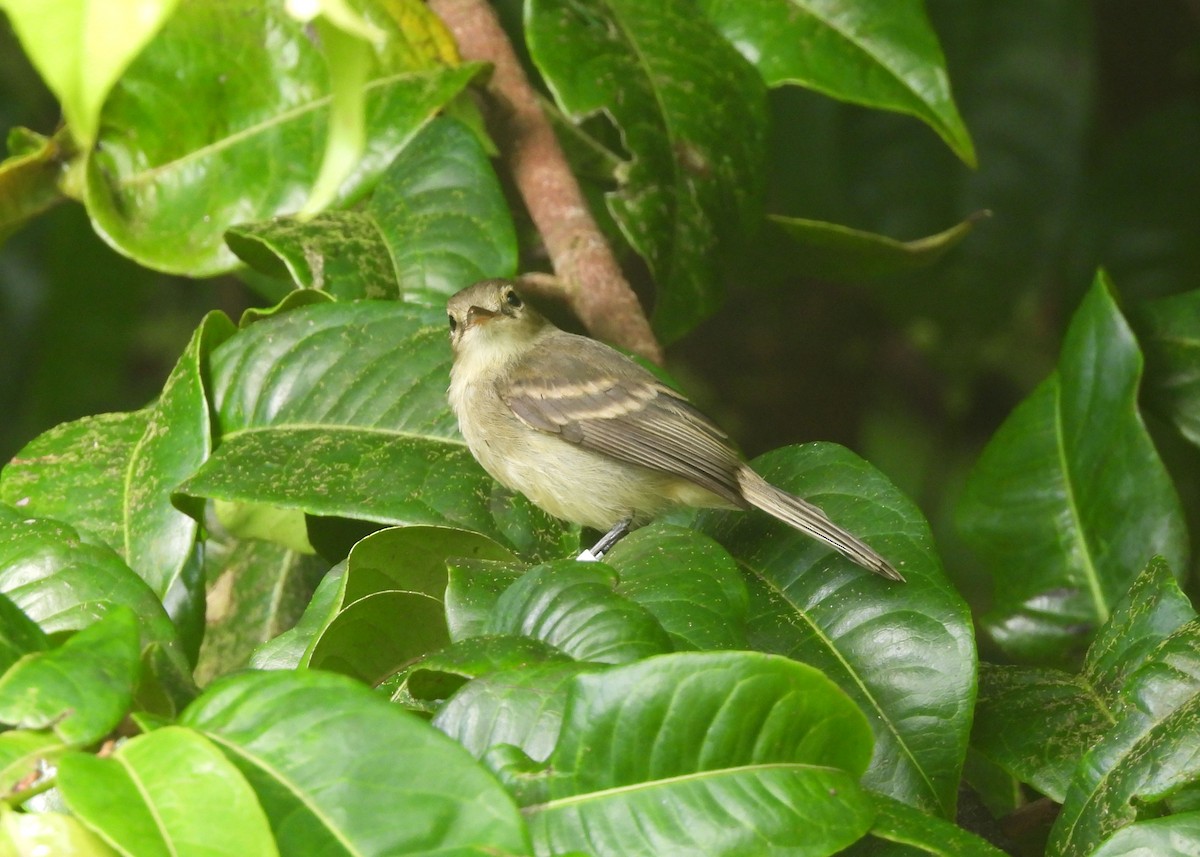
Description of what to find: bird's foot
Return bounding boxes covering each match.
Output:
[575,518,632,562]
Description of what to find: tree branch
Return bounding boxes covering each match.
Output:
[429,0,664,364]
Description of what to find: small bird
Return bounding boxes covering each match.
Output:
[446,279,903,581]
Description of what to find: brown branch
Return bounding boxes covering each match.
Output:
[429,0,664,364]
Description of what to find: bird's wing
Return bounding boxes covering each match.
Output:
[499,333,746,505]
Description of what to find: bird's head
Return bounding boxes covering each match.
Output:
[447,279,550,360]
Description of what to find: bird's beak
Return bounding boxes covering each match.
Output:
[465,305,498,328]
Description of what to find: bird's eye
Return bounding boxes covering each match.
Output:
[448,314,458,332]
[504,289,522,308]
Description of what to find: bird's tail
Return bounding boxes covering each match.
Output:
[737,467,904,582]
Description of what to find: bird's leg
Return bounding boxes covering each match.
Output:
[575,518,632,562]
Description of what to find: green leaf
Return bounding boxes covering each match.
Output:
[312,589,450,684]
[0,729,62,795]
[488,561,675,664]
[128,311,235,654]
[180,669,530,855]
[1089,812,1200,857]
[770,211,986,281]
[958,272,1189,662]
[1049,618,1200,856]
[177,301,568,556]
[0,810,119,857]
[693,442,974,817]
[364,115,517,302]
[1139,289,1200,447]
[865,792,1008,856]
[0,0,180,148]
[602,523,749,651]
[225,211,400,300]
[195,537,328,685]
[1,410,151,554]
[974,558,1196,805]
[58,726,278,857]
[527,651,875,856]
[433,658,601,761]
[249,564,346,671]
[526,0,768,342]
[227,117,516,303]
[445,557,530,641]
[0,126,67,243]
[0,606,139,745]
[698,0,975,165]
[82,0,481,275]
[0,592,48,673]
[0,508,179,652]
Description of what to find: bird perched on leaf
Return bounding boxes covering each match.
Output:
[446,278,902,581]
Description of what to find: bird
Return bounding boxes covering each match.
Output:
[446,278,903,581]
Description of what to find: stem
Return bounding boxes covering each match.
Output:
[429,0,664,364]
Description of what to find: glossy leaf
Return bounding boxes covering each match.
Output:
[526,0,768,342]
[527,651,875,856]
[488,561,675,664]
[602,523,749,651]
[0,591,47,673]
[0,810,119,857]
[177,300,569,557]
[770,211,986,281]
[1,410,151,554]
[972,559,1195,802]
[1089,812,1200,857]
[692,442,974,817]
[0,607,139,745]
[58,726,277,857]
[180,669,530,856]
[1140,289,1200,447]
[434,659,601,762]
[1049,618,1200,856]
[958,272,1188,662]
[228,117,516,303]
[698,0,974,165]
[865,792,1008,856]
[83,0,481,275]
[0,0,179,147]
[0,508,179,651]
[364,115,517,303]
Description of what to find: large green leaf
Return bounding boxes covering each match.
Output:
[176,301,569,557]
[0,507,178,652]
[693,442,974,817]
[526,651,875,856]
[863,792,1008,856]
[180,669,530,855]
[958,272,1188,662]
[1139,289,1200,447]
[58,726,278,857]
[0,0,179,148]
[526,0,768,342]
[1089,812,1200,857]
[488,561,675,664]
[600,523,749,651]
[0,607,139,746]
[972,558,1196,804]
[1048,618,1200,856]
[1,410,150,554]
[83,0,480,275]
[227,117,516,303]
[697,0,974,165]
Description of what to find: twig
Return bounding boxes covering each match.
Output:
[429,0,664,364]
